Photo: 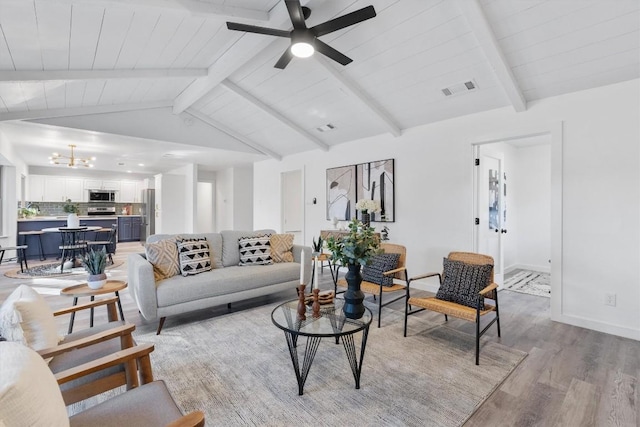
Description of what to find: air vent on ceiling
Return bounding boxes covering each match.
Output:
[441,80,478,97]
[316,123,336,133]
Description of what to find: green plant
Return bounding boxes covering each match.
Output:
[312,236,323,253]
[326,219,381,266]
[63,199,79,214]
[81,248,107,275]
[19,207,38,218]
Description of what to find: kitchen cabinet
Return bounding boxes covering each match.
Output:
[118,216,142,242]
[119,180,143,203]
[29,175,85,202]
[84,179,121,191]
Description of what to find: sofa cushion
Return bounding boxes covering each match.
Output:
[0,342,70,427]
[436,258,492,310]
[156,263,300,307]
[145,239,180,281]
[221,229,275,267]
[177,240,212,276]
[149,233,223,269]
[0,285,60,361]
[270,234,294,263]
[238,235,272,266]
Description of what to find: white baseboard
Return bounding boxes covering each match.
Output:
[504,263,550,274]
[552,313,640,341]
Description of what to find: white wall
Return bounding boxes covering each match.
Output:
[215,166,253,231]
[155,164,196,234]
[253,79,640,340]
[215,168,234,231]
[0,129,29,249]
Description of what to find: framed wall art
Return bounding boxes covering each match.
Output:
[356,158,395,222]
[326,164,356,221]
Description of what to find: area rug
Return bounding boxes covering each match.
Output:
[4,260,123,279]
[71,302,526,426]
[503,270,550,297]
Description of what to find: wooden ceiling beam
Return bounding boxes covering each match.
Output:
[172,0,312,114]
[0,69,207,83]
[220,80,329,152]
[455,0,527,112]
[314,56,402,138]
[0,101,172,122]
[52,0,269,22]
[185,108,281,161]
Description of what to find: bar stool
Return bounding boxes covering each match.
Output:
[0,245,28,272]
[19,230,46,261]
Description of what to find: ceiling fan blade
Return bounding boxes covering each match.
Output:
[285,0,307,29]
[314,39,352,66]
[311,5,377,37]
[274,48,294,69]
[226,22,290,38]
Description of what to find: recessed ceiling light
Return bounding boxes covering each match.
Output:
[138,163,145,167]
[127,170,132,173]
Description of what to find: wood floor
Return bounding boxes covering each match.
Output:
[0,244,637,426]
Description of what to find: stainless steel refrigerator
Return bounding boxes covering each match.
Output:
[140,189,155,244]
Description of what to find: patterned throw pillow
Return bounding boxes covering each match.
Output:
[238,234,272,266]
[362,253,401,286]
[436,258,493,310]
[177,240,212,276]
[270,234,294,263]
[145,239,180,281]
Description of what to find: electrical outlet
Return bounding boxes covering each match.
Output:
[604,293,616,307]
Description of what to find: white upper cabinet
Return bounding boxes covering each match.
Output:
[84,179,121,191]
[119,180,140,203]
[38,176,84,202]
[28,175,46,202]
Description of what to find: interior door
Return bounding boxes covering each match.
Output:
[281,170,303,242]
[477,154,504,286]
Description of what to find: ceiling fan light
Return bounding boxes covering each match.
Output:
[291,41,314,58]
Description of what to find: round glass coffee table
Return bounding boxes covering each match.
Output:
[271,298,372,395]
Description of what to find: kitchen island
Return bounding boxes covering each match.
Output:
[17,216,119,260]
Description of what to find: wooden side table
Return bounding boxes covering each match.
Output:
[60,280,127,334]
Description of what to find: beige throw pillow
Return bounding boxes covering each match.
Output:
[145,239,180,281]
[270,234,294,263]
[0,285,61,362]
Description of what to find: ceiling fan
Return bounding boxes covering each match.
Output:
[226,0,376,69]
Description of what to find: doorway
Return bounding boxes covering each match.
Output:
[474,135,552,290]
[281,169,303,243]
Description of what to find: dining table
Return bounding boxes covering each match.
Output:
[42,226,102,271]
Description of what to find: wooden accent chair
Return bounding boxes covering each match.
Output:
[404,252,501,365]
[335,243,409,328]
[0,341,205,427]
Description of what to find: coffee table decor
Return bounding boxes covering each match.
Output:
[81,247,108,289]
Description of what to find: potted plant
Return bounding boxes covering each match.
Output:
[82,248,108,289]
[326,218,380,318]
[63,199,80,227]
[311,236,324,256]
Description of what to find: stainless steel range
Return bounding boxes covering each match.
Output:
[87,206,116,216]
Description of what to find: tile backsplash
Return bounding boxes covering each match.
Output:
[22,202,143,216]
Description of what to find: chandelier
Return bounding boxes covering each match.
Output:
[49,144,95,168]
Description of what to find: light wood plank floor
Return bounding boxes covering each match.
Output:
[0,244,637,426]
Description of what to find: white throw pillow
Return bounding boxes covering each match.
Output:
[0,342,70,427]
[0,285,60,358]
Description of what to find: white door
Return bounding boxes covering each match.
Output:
[477,154,505,286]
[281,170,303,241]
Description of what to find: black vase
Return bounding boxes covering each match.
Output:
[361,212,371,227]
[343,263,365,319]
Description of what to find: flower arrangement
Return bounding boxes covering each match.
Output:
[326,219,380,266]
[63,199,79,214]
[355,198,380,213]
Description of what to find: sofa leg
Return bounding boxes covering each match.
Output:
[227,303,232,309]
[156,317,166,335]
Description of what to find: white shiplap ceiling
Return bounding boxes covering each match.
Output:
[0,0,638,174]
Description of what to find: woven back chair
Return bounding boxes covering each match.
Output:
[334,243,409,328]
[403,251,501,365]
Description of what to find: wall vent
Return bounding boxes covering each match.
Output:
[441,79,478,97]
[316,123,336,132]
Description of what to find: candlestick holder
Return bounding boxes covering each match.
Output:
[312,288,320,318]
[297,284,307,320]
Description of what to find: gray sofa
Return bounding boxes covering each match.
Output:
[127,230,312,334]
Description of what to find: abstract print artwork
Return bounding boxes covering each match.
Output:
[356,159,395,222]
[326,165,356,221]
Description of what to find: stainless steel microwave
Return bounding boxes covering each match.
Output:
[88,190,117,202]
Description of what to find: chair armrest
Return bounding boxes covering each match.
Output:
[166,411,206,427]
[128,253,159,320]
[37,323,135,359]
[408,272,441,282]
[382,266,406,276]
[479,282,498,295]
[53,296,119,317]
[54,343,154,386]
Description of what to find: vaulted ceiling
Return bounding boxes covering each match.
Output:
[0,0,638,174]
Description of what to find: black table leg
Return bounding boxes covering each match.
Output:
[283,331,322,395]
[341,324,370,389]
[115,291,125,321]
[68,297,78,334]
[90,296,95,328]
